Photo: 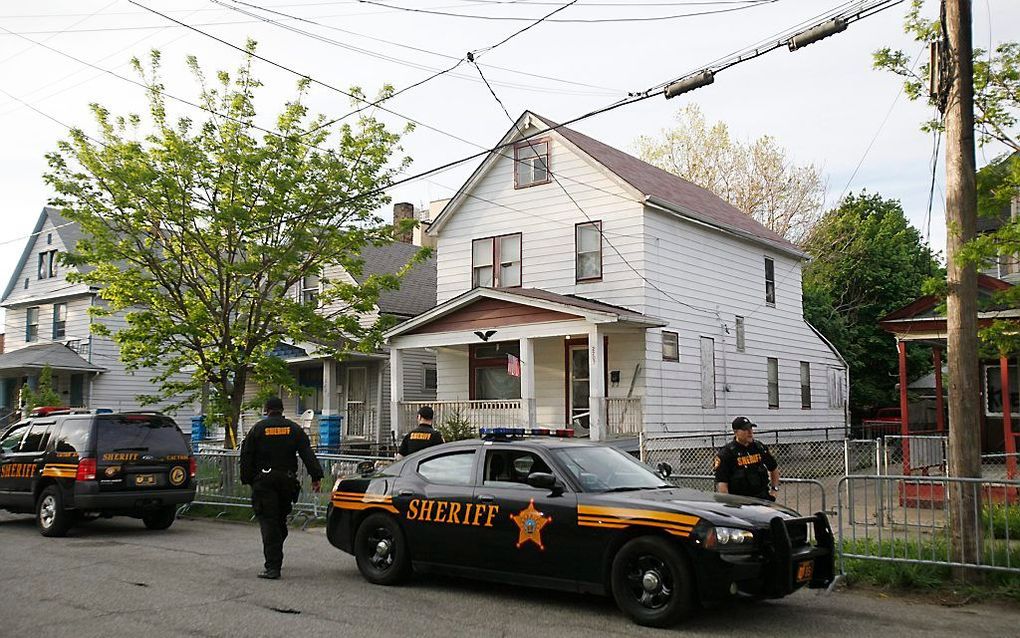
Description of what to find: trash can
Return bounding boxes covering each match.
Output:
[319,414,342,450]
[191,415,206,445]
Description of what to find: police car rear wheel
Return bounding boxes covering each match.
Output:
[37,486,73,537]
[355,513,410,585]
[142,506,177,530]
[611,536,694,627]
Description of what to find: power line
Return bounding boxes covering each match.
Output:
[471,0,579,57]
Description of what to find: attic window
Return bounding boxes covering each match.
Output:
[38,250,58,280]
[47,233,52,245]
[514,139,550,189]
[301,274,320,306]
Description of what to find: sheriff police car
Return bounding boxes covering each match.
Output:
[327,428,833,628]
[0,411,196,536]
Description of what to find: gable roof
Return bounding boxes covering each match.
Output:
[353,243,437,318]
[879,274,1013,323]
[0,342,106,373]
[2,207,89,304]
[428,111,803,257]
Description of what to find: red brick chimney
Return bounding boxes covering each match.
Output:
[393,202,415,244]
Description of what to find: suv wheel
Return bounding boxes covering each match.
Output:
[354,512,411,585]
[611,535,695,627]
[142,506,178,530]
[37,486,73,537]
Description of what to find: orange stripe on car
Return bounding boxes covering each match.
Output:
[578,505,699,527]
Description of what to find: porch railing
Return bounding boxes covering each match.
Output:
[606,397,643,437]
[344,405,378,442]
[398,400,522,436]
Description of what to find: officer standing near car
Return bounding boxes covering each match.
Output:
[714,416,780,501]
[395,406,444,459]
[240,397,324,579]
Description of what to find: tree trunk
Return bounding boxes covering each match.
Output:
[944,0,983,582]
[224,369,248,450]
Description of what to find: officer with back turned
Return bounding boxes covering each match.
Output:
[714,416,780,501]
[395,406,444,459]
[240,397,324,579]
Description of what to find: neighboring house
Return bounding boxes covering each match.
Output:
[240,226,438,446]
[384,111,847,442]
[977,180,1020,282]
[0,207,197,429]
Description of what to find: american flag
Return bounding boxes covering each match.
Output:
[507,353,521,377]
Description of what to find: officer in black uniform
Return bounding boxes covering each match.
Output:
[714,416,780,501]
[396,406,444,459]
[240,397,324,579]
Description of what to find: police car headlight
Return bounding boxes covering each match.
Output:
[704,526,755,550]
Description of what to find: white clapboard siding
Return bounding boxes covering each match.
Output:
[3,215,90,307]
[3,295,93,352]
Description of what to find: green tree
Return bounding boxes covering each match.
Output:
[46,45,423,447]
[21,366,62,412]
[636,104,826,242]
[802,193,942,419]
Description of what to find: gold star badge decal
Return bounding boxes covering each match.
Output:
[511,499,552,550]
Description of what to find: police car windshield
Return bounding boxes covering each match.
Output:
[552,447,668,493]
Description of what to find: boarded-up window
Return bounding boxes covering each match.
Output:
[764,257,775,305]
[767,357,779,408]
[827,367,844,409]
[735,316,745,352]
[800,361,811,409]
[701,337,716,409]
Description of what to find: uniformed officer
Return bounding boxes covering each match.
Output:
[240,397,324,579]
[395,406,444,459]
[714,416,780,501]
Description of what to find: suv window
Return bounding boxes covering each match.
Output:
[96,415,189,456]
[54,419,91,455]
[417,452,476,485]
[483,449,552,487]
[0,424,29,452]
[19,422,54,453]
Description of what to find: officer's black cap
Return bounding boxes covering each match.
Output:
[265,396,284,412]
[731,416,756,431]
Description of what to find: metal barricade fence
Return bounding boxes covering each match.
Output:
[186,450,393,527]
[665,474,827,515]
[838,474,1020,575]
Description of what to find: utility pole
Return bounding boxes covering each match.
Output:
[942,0,982,578]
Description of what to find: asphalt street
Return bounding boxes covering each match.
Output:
[2,511,1018,637]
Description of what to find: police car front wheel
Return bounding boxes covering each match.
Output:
[610,536,695,627]
[36,486,73,537]
[354,513,410,585]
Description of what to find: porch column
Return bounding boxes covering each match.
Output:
[390,347,405,443]
[322,358,337,416]
[897,340,910,475]
[933,347,946,434]
[588,325,607,442]
[519,337,537,427]
[1001,355,1017,479]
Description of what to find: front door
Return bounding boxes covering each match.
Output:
[346,367,368,438]
[568,344,590,431]
[474,446,578,584]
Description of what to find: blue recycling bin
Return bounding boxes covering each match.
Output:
[191,415,206,444]
[319,414,342,450]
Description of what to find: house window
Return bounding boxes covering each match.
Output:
[37,250,58,280]
[423,365,438,392]
[735,316,745,352]
[514,139,550,188]
[800,361,811,409]
[26,307,39,342]
[470,342,521,400]
[23,278,28,290]
[764,257,775,305]
[662,331,679,362]
[301,274,319,305]
[52,303,67,339]
[575,221,602,281]
[472,234,521,288]
[767,357,779,408]
[985,364,1020,415]
[47,233,52,245]
[701,336,716,409]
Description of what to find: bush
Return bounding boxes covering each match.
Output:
[437,409,475,442]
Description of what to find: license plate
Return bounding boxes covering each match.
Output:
[796,560,814,582]
[135,474,156,486]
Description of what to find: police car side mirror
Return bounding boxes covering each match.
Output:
[657,462,673,478]
[527,472,565,496]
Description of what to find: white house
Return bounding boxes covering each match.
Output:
[384,112,848,441]
[0,207,197,429]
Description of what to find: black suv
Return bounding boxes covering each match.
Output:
[0,411,196,536]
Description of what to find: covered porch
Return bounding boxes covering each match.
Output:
[386,288,664,441]
[0,342,104,423]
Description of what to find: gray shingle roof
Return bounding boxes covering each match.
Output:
[0,342,106,373]
[353,243,437,318]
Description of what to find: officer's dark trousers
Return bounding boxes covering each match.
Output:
[252,476,293,572]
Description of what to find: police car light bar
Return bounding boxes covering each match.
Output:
[479,427,574,439]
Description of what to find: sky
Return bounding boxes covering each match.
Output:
[0,0,1017,308]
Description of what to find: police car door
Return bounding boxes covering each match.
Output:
[475,445,578,584]
[5,420,54,506]
[0,422,31,507]
[403,449,479,566]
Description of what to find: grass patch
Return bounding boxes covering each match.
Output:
[841,537,1020,601]
[983,505,1020,540]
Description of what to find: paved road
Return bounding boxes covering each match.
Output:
[2,511,1018,637]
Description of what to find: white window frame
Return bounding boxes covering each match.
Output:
[26,306,40,343]
[575,221,602,282]
[764,256,775,306]
[513,139,550,189]
[301,273,320,306]
[735,316,745,352]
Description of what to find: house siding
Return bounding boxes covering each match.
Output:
[3,295,92,352]
[3,215,90,306]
